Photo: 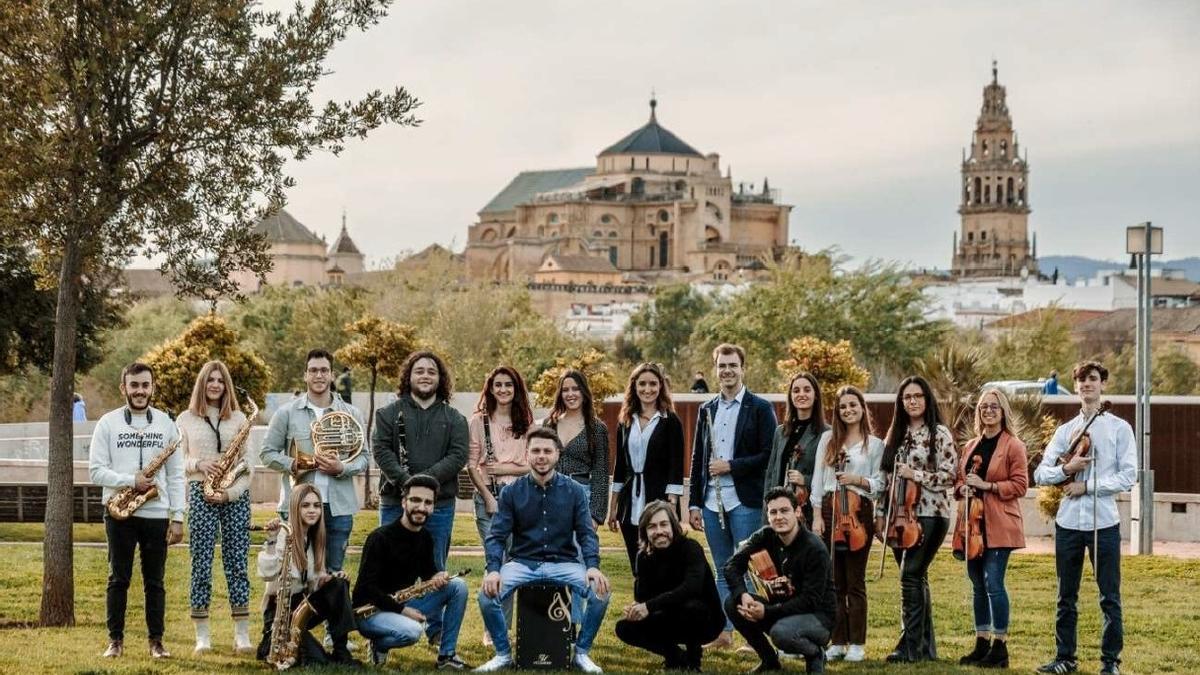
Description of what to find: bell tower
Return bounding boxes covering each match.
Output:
[952,62,1038,278]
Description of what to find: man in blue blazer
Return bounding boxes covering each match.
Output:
[688,343,778,649]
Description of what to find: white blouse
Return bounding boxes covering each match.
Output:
[810,430,885,507]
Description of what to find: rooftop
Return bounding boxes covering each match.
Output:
[253,209,324,246]
[598,98,703,158]
[480,167,593,214]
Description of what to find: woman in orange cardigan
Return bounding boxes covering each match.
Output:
[955,387,1028,669]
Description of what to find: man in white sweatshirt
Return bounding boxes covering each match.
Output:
[88,362,186,659]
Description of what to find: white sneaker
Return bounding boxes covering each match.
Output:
[846,644,866,662]
[574,652,603,673]
[233,619,254,654]
[825,644,847,660]
[474,654,513,672]
[193,619,211,655]
[323,633,359,652]
[367,641,387,666]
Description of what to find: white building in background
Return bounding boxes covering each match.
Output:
[923,268,1200,329]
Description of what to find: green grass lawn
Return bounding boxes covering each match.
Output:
[1,512,1198,674]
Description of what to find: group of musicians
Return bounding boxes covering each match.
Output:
[87,342,1136,674]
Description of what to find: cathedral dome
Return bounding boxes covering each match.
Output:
[598,98,703,157]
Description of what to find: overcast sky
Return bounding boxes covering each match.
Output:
[275,1,1200,269]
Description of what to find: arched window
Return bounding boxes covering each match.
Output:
[480,228,497,242]
[592,230,603,238]
[659,231,669,267]
[981,230,987,241]
[997,185,1004,205]
[548,213,559,224]
[1000,140,1008,158]
[982,140,989,157]
[973,177,982,202]
[1019,186,1026,204]
[984,184,991,203]
[1007,177,1015,204]
[608,246,618,266]
[631,178,644,195]
[608,231,618,238]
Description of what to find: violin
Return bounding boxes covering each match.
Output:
[884,435,923,551]
[831,450,868,553]
[952,456,985,561]
[1054,400,1112,486]
[748,549,794,601]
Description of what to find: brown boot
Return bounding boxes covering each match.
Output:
[101,640,123,658]
[149,639,171,659]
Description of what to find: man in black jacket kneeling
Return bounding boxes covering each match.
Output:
[614,500,723,671]
[725,486,836,673]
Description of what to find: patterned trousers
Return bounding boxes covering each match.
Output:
[188,481,252,619]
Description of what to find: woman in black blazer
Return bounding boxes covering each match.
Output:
[606,362,685,572]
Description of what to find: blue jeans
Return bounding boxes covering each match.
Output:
[701,504,764,632]
[967,548,1013,634]
[478,561,610,657]
[381,500,455,572]
[1055,524,1123,664]
[323,504,353,573]
[357,577,468,657]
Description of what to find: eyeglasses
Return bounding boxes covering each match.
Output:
[902,393,925,402]
[978,404,1002,412]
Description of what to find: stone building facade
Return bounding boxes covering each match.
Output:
[952,63,1039,278]
[466,99,792,283]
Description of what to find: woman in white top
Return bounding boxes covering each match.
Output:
[257,484,357,666]
[176,360,252,654]
[810,385,883,663]
[606,362,684,572]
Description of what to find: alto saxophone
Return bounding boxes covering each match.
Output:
[201,393,258,501]
[354,569,471,619]
[106,435,183,520]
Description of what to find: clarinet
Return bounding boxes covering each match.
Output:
[705,405,727,530]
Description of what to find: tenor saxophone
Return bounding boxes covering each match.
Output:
[266,521,298,670]
[201,393,258,501]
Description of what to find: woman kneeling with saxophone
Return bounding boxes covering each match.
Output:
[257,484,358,668]
[178,360,255,654]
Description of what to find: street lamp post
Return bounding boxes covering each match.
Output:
[1125,222,1162,555]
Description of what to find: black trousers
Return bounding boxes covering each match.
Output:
[256,576,355,664]
[617,520,640,573]
[725,594,831,666]
[105,515,169,641]
[891,515,949,661]
[615,599,723,666]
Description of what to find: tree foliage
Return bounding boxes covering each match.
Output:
[335,316,420,391]
[983,307,1077,381]
[229,285,372,392]
[690,251,945,388]
[775,336,870,394]
[1106,343,1200,396]
[530,347,621,408]
[623,284,712,383]
[140,314,271,416]
[0,244,123,375]
[1,0,420,625]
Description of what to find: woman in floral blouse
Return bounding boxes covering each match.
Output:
[877,375,958,663]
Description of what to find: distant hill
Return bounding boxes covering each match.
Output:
[1038,256,1200,283]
